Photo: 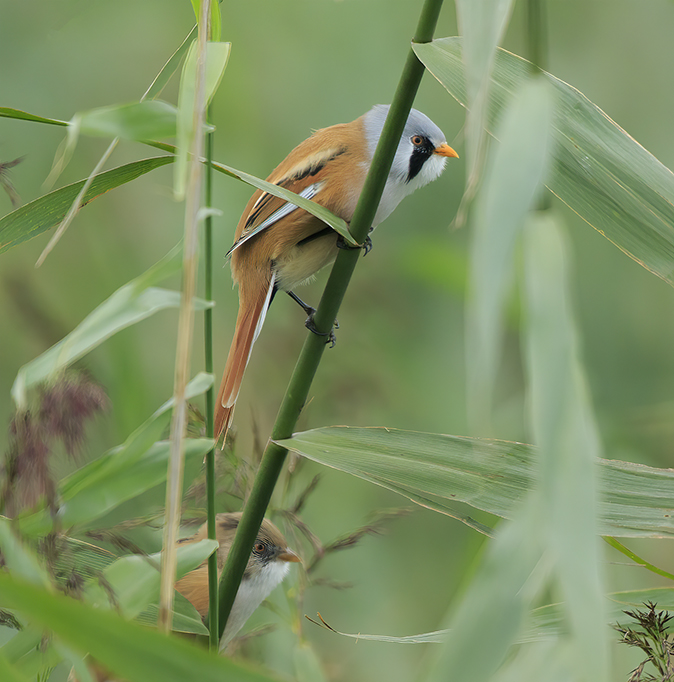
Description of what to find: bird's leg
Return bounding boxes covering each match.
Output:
[286,291,338,347]
[336,228,373,255]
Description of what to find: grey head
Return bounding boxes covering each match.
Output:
[363,104,450,188]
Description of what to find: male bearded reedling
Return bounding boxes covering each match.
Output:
[214,104,459,441]
[175,513,300,649]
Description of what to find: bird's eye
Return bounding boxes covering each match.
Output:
[253,542,266,554]
[411,135,424,147]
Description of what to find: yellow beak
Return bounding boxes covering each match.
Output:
[278,548,302,563]
[434,143,459,159]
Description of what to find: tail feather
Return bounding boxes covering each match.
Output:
[215,277,275,441]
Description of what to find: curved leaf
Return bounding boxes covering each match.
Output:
[414,37,674,284]
[17,438,213,536]
[467,77,554,427]
[0,107,67,127]
[0,572,279,682]
[275,426,674,538]
[11,246,212,408]
[0,156,173,254]
[76,101,178,141]
[84,539,218,619]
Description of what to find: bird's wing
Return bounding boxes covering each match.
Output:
[225,181,323,258]
[226,144,348,258]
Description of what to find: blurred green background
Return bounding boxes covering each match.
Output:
[2,1,674,679]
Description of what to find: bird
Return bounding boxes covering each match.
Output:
[214,104,458,440]
[175,512,300,649]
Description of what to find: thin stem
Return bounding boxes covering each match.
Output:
[215,0,445,640]
[204,107,219,649]
[526,0,547,73]
[158,0,211,633]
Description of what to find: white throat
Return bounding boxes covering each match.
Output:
[220,560,290,649]
[362,104,448,227]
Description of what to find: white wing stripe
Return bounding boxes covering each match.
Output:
[226,182,323,258]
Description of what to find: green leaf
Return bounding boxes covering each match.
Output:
[414,37,674,285]
[189,0,222,38]
[467,76,554,428]
[11,246,212,408]
[211,159,357,247]
[0,156,173,255]
[0,107,67,127]
[204,43,230,106]
[523,213,609,679]
[174,39,230,198]
[138,593,209,635]
[604,537,674,581]
[454,0,514,182]
[17,437,213,536]
[143,27,198,100]
[75,101,178,141]
[275,426,674,538]
[84,539,218,619]
[0,572,279,682]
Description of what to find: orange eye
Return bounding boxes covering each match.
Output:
[411,135,424,146]
[253,542,265,553]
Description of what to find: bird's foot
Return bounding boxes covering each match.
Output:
[287,290,338,346]
[336,234,373,255]
[305,310,338,347]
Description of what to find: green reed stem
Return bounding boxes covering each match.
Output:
[215,0,446,640]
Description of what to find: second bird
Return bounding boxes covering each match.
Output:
[215,104,458,440]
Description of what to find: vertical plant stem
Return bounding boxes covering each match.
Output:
[158,0,211,633]
[204,105,219,649]
[525,0,551,212]
[215,0,445,640]
[526,0,547,73]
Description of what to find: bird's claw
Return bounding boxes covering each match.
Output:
[336,234,373,256]
[305,312,338,347]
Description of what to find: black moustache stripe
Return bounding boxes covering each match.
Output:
[406,137,435,183]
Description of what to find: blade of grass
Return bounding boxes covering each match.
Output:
[83,539,218,619]
[275,425,674,538]
[0,656,30,682]
[173,39,230,200]
[0,156,172,255]
[454,0,514,211]
[466,75,553,431]
[203,100,218,648]
[144,26,198,101]
[11,245,212,409]
[604,537,674,582]
[523,212,609,680]
[159,0,212,633]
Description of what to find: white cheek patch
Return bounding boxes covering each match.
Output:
[220,559,292,650]
[226,183,324,258]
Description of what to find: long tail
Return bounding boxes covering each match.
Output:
[214,275,275,442]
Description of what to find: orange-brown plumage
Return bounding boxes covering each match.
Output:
[215,118,368,441]
[214,106,456,441]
